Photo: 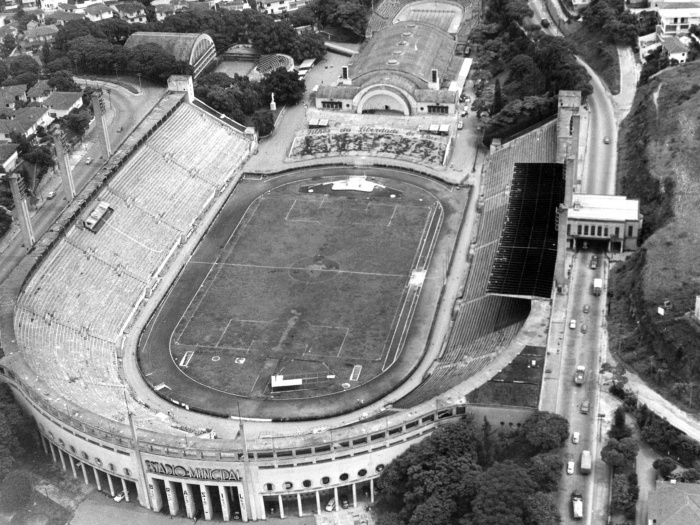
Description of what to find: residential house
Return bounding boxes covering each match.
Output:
[41,0,63,12]
[0,25,20,42]
[18,24,59,52]
[27,80,54,104]
[42,91,83,118]
[662,35,690,62]
[111,2,148,23]
[57,2,85,13]
[4,0,39,10]
[0,143,19,172]
[0,106,53,141]
[0,85,28,109]
[84,2,114,21]
[48,11,87,24]
[219,0,249,10]
[652,1,700,35]
[648,480,700,525]
[154,4,177,21]
[186,0,218,10]
[256,0,306,14]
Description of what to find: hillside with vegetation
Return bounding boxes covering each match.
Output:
[610,61,700,410]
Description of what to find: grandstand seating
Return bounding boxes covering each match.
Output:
[14,101,252,426]
[255,54,294,76]
[393,121,559,408]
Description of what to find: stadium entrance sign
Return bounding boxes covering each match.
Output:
[145,461,241,481]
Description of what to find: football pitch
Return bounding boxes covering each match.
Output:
[165,175,441,399]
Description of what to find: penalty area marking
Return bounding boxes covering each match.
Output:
[350,365,362,381]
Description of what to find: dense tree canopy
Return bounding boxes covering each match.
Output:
[471,461,536,525]
[521,411,570,451]
[0,384,33,480]
[581,0,638,45]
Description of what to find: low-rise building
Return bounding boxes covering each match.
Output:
[0,106,53,141]
[19,24,59,52]
[256,0,306,14]
[662,35,690,62]
[42,91,83,118]
[40,0,63,12]
[27,80,54,104]
[111,2,148,23]
[0,85,28,109]
[84,2,113,21]
[0,143,19,172]
[48,10,86,24]
[652,1,700,35]
[124,32,217,78]
[648,480,700,525]
[566,194,642,252]
[219,0,250,10]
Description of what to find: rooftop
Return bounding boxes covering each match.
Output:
[663,36,689,54]
[27,79,52,99]
[0,143,18,163]
[568,194,640,222]
[43,91,83,110]
[648,481,700,525]
[22,25,59,39]
[350,21,456,90]
[84,3,112,15]
[124,32,213,64]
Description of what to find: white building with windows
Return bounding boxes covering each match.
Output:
[651,1,700,35]
[256,0,306,14]
[566,194,642,252]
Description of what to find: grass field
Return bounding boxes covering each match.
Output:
[169,177,440,399]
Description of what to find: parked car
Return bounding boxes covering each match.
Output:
[232,510,241,520]
[572,432,580,444]
[458,121,464,130]
[460,110,468,117]
[580,324,588,334]
[341,495,349,509]
[85,157,93,165]
[581,400,590,414]
[569,319,577,329]
[590,255,598,269]
[363,487,370,498]
[47,191,56,200]
[117,126,123,133]
[567,461,575,475]
[114,491,126,502]
[325,498,336,512]
[603,136,610,144]
[583,304,590,314]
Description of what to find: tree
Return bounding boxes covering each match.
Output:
[609,406,633,440]
[2,33,16,57]
[471,461,536,525]
[492,78,503,114]
[288,32,327,62]
[527,453,563,492]
[54,19,108,51]
[6,54,40,77]
[63,108,91,136]
[48,70,81,92]
[524,492,560,525]
[0,384,33,480]
[252,110,274,136]
[652,457,676,479]
[260,68,306,106]
[328,0,368,36]
[249,17,298,55]
[3,72,38,87]
[0,470,32,512]
[521,411,569,451]
[601,437,639,469]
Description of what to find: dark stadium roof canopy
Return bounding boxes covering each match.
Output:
[124,32,213,64]
[350,21,456,90]
[486,163,565,299]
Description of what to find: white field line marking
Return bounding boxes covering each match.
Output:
[387,205,398,227]
[336,327,350,358]
[214,318,233,347]
[194,261,406,278]
[284,199,297,221]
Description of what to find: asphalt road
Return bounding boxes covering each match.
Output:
[555,251,607,524]
[578,59,618,196]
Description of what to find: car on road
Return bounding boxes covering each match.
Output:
[590,255,598,269]
[583,304,590,314]
[114,491,126,502]
[581,400,590,414]
[603,136,610,144]
[572,432,580,444]
[47,191,56,200]
[458,121,464,130]
[580,324,588,334]
[569,319,577,329]
[460,110,468,117]
[567,461,575,475]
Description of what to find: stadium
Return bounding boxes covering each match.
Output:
[0,3,583,522]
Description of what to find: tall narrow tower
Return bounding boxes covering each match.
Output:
[92,91,112,158]
[9,172,35,248]
[53,131,76,200]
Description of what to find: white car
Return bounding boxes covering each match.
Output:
[114,491,126,502]
[85,157,93,165]
[458,121,464,130]
[569,319,577,329]
[325,498,336,512]
[572,432,580,444]
[47,191,56,200]
[567,461,575,475]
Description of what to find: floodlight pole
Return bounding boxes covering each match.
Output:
[237,402,255,521]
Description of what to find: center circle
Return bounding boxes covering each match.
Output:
[289,255,341,283]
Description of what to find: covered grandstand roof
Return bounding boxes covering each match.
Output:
[124,32,213,64]
[486,163,566,299]
[350,21,456,89]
